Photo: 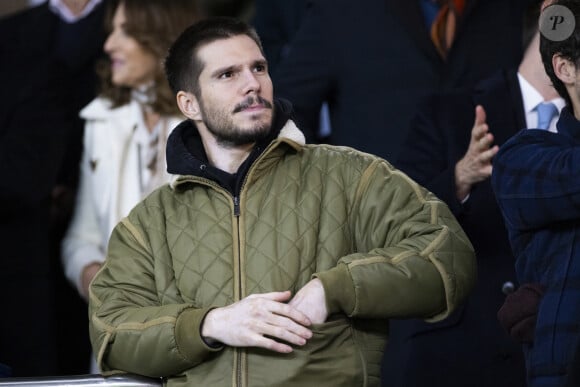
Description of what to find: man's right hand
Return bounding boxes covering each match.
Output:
[455,105,499,201]
[201,290,313,353]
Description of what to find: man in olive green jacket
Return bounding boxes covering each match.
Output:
[88,17,476,387]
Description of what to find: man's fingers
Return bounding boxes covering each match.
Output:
[259,322,309,347]
[474,105,487,127]
[269,301,312,326]
[243,319,310,353]
[246,292,312,326]
[243,293,312,326]
[239,329,295,353]
[481,145,499,161]
[207,291,316,353]
[266,314,312,340]
[471,106,489,142]
[249,290,293,302]
[473,132,494,153]
[254,335,294,353]
[481,164,493,178]
[244,291,312,327]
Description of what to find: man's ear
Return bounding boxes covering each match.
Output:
[176,91,202,121]
[553,54,577,85]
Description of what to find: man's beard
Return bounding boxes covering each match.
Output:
[200,96,274,148]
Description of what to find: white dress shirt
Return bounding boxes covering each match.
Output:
[517,72,565,133]
[49,0,103,23]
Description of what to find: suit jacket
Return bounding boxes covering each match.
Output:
[386,69,527,387]
[0,2,106,376]
[273,0,529,162]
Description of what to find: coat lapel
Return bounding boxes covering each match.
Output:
[473,69,526,145]
[505,69,527,131]
[453,0,478,44]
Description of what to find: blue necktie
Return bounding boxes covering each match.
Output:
[536,102,558,130]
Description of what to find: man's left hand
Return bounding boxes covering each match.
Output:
[289,278,328,324]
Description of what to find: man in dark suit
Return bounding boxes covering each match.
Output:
[386,2,561,384]
[0,0,106,376]
[252,0,333,140]
[273,0,531,161]
[252,0,309,74]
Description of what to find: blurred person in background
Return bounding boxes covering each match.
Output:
[197,0,254,21]
[492,0,580,384]
[387,1,559,385]
[273,0,534,161]
[61,0,199,371]
[62,0,199,304]
[0,0,107,376]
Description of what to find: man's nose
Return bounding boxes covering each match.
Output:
[241,70,261,94]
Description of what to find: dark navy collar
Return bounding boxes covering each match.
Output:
[556,106,580,142]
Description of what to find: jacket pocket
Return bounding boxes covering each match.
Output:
[247,316,364,387]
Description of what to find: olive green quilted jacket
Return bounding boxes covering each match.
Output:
[89,119,475,387]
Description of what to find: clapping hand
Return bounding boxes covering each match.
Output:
[455,105,499,201]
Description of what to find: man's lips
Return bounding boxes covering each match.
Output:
[241,104,266,112]
[233,97,273,113]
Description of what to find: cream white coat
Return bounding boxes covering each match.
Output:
[62,97,183,292]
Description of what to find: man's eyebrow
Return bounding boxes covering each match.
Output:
[253,59,268,67]
[210,59,268,78]
[210,65,239,78]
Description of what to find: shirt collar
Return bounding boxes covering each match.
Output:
[48,0,103,23]
[518,72,566,114]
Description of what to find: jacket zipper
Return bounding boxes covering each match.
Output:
[234,195,243,387]
[233,196,241,217]
[175,144,283,387]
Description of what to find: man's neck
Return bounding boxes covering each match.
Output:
[198,125,255,174]
[519,33,560,101]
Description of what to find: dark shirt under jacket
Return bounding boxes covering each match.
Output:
[387,69,527,387]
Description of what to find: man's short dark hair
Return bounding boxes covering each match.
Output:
[540,0,580,108]
[164,17,265,98]
[522,0,543,52]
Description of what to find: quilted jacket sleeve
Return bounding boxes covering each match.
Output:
[88,213,222,378]
[315,158,476,322]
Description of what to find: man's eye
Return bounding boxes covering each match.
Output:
[219,71,234,79]
[254,65,266,72]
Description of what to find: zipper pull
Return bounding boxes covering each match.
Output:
[233,196,241,217]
